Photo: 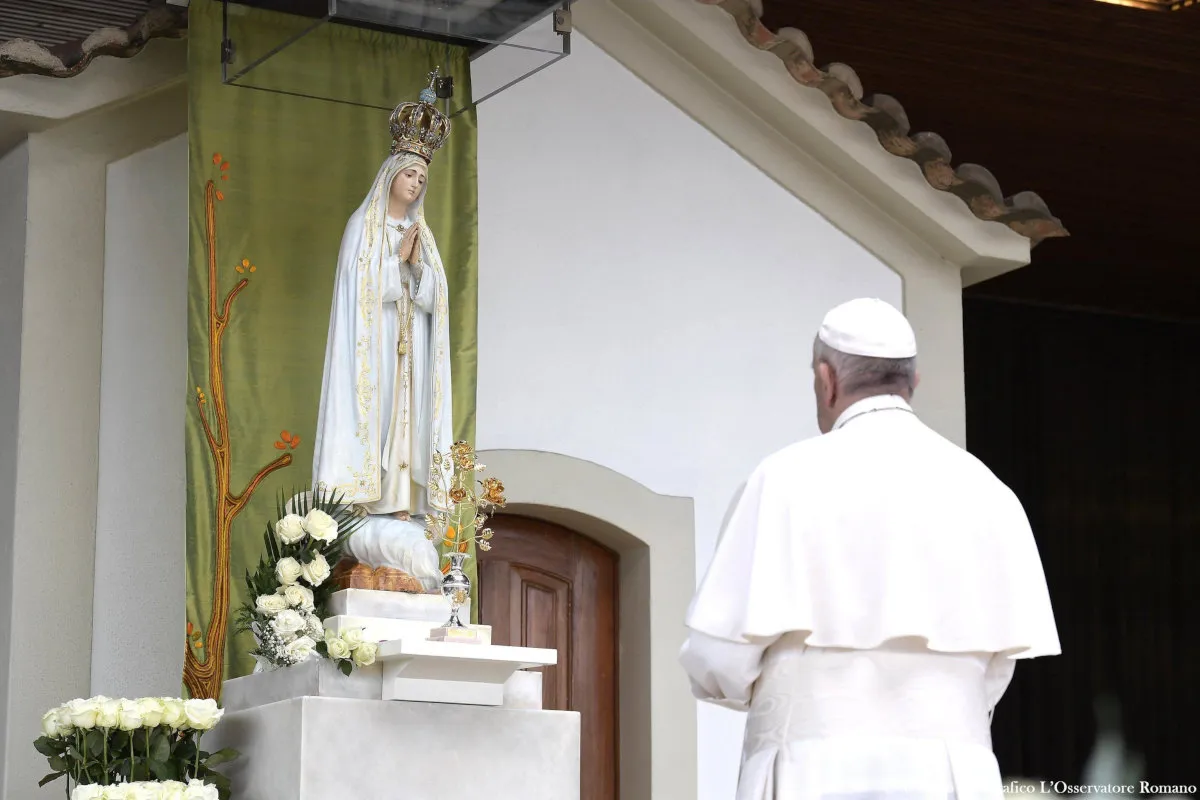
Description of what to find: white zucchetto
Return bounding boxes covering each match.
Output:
[818,297,917,359]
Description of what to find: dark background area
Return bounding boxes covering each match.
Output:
[763,0,1200,322]
[762,0,1200,783]
[964,298,1199,784]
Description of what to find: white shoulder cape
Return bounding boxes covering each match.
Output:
[687,400,1060,659]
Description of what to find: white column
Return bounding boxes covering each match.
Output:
[0,140,30,798]
[90,133,189,699]
[0,84,185,799]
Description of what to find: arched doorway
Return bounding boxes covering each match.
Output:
[477,513,619,800]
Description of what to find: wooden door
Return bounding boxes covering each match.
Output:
[478,514,619,800]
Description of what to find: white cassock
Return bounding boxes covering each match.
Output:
[681,394,1060,800]
[311,152,452,580]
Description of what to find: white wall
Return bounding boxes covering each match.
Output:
[0,140,29,797]
[1,85,185,799]
[475,34,900,799]
[90,133,188,698]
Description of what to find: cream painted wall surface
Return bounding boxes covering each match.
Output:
[475,33,901,799]
[0,140,29,798]
[4,84,185,799]
[91,134,188,698]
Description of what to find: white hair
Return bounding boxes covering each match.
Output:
[813,337,917,396]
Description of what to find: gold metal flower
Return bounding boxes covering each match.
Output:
[480,477,506,506]
[450,441,476,470]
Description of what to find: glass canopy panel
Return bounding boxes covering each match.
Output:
[220,0,568,116]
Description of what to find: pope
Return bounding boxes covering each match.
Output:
[680,297,1060,800]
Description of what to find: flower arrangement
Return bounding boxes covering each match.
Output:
[34,697,235,799]
[424,441,506,559]
[71,781,216,799]
[235,487,378,675]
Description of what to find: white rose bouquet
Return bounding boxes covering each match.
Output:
[234,487,376,675]
[71,779,217,800]
[34,697,236,799]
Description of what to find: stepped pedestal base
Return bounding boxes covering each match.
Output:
[223,658,546,713]
[205,697,580,799]
[375,639,555,705]
[326,588,464,620]
[323,614,492,645]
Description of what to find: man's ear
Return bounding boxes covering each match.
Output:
[818,362,837,406]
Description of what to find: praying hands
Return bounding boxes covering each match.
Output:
[399,221,423,271]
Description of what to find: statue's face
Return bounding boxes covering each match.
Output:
[391,163,427,206]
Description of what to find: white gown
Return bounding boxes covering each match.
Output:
[681,395,1060,799]
[344,217,441,584]
[370,215,436,517]
[682,632,1015,800]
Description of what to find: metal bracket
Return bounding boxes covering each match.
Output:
[554,7,572,35]
[221,38,235,65]
[436,75,454,100]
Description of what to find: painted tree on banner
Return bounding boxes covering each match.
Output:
[184,153,296,700]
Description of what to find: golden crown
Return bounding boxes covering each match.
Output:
[389,67,452,163]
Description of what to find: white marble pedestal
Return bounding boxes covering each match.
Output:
[323,588,487,645]
[222,659,547,713]
[205,697,580,800]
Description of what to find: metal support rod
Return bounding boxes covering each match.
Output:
[228,21,330,84]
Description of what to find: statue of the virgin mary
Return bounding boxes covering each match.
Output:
[312,72,455,591]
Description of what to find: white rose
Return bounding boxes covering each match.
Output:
[160,781,187,800]
[352,640,378,667]
[67,697,100,729]
[305,614,325,640]
[285,635,318,662]
[275,556,303,586]
[102,786,130,800]
[136,697,165,728]
[302,508,339,543]
[41,709,61,737]
[340,627,365,649]
[255,593,289,615]
[300,552,331,587]
[70,785,105,800]
[183,698,223,731]
[325,632,351,660]
[96,698,121,729]
[153,783,185,800]
[117,699,144,731]
[56,704,74,733]
[274,513,306,545]
[280,584,314,611]
[160,697,186,729]
[123,783,157,800]
[184,781,218,800]
[270,609,306,637]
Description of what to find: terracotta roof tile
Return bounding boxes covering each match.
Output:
[0,3,185,80]
[697,0,1068,245]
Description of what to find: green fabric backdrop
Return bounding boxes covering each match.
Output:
[184,0,478,697]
